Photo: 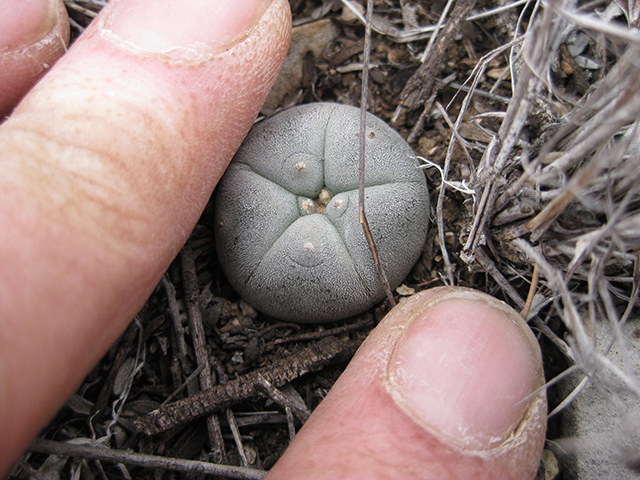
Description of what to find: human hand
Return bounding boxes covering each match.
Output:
[0,1,546,478]
[266,287,547,480]
[0,0,290,474]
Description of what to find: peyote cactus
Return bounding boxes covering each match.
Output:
[214,103,429,323]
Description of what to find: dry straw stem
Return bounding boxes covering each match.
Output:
[450,0,640,457]
[340,0,530,43]
[461,0,571,262]
[358,0,396,308]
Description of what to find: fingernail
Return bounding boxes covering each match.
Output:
[101,0,273,58]
[0,0,58,51]
[386,290,544,450]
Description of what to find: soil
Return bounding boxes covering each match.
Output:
[21,0,634,479]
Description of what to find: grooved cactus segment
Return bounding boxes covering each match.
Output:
[214,103,429,323]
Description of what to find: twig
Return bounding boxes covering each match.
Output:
[434,118,457,285]
[527,141,633,242]
[63,1,98,18]
[530,316,575,362]
[462,0,569,261]
[448,81,511,104]
[340,0,529,43]
[160,363,205,407]
[565,179,640,280]
[67,15,85,34]
[420,0,456,63]
[30,439,265,480]
[267,316,373,348]
[434,43,496,281]
[434,102,474,166]
[255,374,311,424]
[548,376,589,417]
[521,263,540,319]
[104,318,145,439]
[16,458,51,480]
[285,407,296,443]
[180,243,226,463]
[134,337,356,435]
[514,240,611,371]
[161,275,189,371]
[553,4,640,47]
[475,248,526,309]
[446,36,525,110]
[226,408,250,467]
[229,411,287,428]
[168,333,185,401]
[392,0,477,122]
[358,0,396,308]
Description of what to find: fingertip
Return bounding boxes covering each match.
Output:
[267,287,547,480]
[0,0,69,117]
[101,0,274,59]
[0,0,288,474]
[386,288,544,451]
[0,0,57,51]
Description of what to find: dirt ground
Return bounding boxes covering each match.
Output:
[18,0,640,479]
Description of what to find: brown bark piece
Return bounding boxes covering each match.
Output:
[395,0,477,116]
[134,337,356,436]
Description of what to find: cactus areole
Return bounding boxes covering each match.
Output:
[214,103,429,323]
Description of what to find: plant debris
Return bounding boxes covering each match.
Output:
[21,1,640,479]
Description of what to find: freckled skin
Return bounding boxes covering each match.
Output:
[0,0,291,472]
[214,103,430,323]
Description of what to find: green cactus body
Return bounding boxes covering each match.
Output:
[214,103,429,323]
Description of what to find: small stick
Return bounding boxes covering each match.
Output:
[285,407,296,443]
[407,74,457,144]
[64,2,98,18]
[226,408,250,467]
[16,458,50,480]
[359,0,396,308]
[267,316,373,348]
[160,363,205,407]
[475,248,525,310]
[134,337,355,435]
[392,0,477,121]
[420,0,456,63]
[180,243,226,463]
[161,274,189,371]
[255,374,311,424]
[168,333,185,397]
[530,316,574,362]
[521,263,540,320]
[29,438,265,480]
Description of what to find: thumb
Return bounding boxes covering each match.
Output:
[0,0,70,117]
[267,287,547,480]
[0,0,290,474]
